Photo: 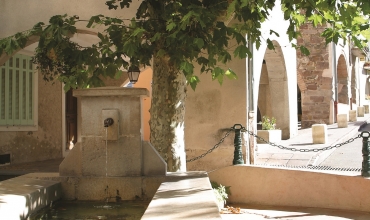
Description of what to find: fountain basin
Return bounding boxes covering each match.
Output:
[30,200,150,220]
[20,173,165,201]
[4,171,222,219]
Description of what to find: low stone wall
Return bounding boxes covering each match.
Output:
[209,165,370,212]
[142,172,221,219]
[0,175,61,219]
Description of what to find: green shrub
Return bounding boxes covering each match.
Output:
[261,116,276,130]
[211,181,231,205]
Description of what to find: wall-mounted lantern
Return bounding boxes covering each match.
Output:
[127,66,141,84]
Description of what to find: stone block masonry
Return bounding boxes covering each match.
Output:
[297,23,332,129]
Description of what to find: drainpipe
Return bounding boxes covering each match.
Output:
[247,36,255,164]
[332,41,338,122]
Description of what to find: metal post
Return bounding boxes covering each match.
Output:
[361,131,370,177]
[247,36,255,165]
[233,124,245,165]
[332,40,338,123]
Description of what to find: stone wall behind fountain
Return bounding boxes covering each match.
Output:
[59,87,166,201]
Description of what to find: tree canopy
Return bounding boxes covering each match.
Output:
[0,0,369,91]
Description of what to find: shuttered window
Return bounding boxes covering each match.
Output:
[0,54,35,126]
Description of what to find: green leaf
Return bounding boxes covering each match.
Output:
[31,22,44,35]
[180,61,194,75]
[193,38,204,49]
[308,14,323,26]
[105,0,118,10]
[87,15,103,28]
[299,46,310,56]
[14,33,28,48]
[166,21,176,31]
[151,33,162,42]
[120,0,132,8]
[123,41,136,56]
[4,39,18,55]
[266,39,274,50]
[269,30,280,37]
[225,69,237,80]
[233,45,248,58]
[187,75,200,91]
[211,67,224,85]
[323,11,334,22]
[227,0,237,18]
[132,28,145,37]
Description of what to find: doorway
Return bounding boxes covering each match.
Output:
[65,89,77,150]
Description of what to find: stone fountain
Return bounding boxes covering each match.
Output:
[59,87,167,201]
[0,86,221,219]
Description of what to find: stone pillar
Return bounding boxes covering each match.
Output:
[337,114,348,128]
[358,106,365,117]
[297,23,331,129]
[312,124,327,144]
[349,110,357,122]
[364,105,369,114]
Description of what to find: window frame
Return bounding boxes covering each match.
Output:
[0,53,38,131]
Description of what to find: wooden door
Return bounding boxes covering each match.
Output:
[66,89,77,150]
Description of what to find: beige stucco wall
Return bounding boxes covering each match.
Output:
[185,48,247,171]
[0,0,140,38]
[0,71,63,164]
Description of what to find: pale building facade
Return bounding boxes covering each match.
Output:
[0,0,368,171]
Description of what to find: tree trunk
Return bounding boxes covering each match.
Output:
[150,56,187,172]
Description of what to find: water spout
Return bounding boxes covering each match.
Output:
[104,118,114,127]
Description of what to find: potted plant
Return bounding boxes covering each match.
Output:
[257,116,282,143]
[211,181,230,210]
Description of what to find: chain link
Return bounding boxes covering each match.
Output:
[242,128,362,152]
[186,128,234,162]
[186,125,363,163]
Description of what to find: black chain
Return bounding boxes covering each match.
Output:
[186,128,234,162]
[186,126,362,163]
[242,128,362,152]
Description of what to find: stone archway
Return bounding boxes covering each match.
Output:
[337,55,349,105]
[257,41,290,139]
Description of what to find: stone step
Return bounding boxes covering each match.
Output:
[0,176,61,219]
